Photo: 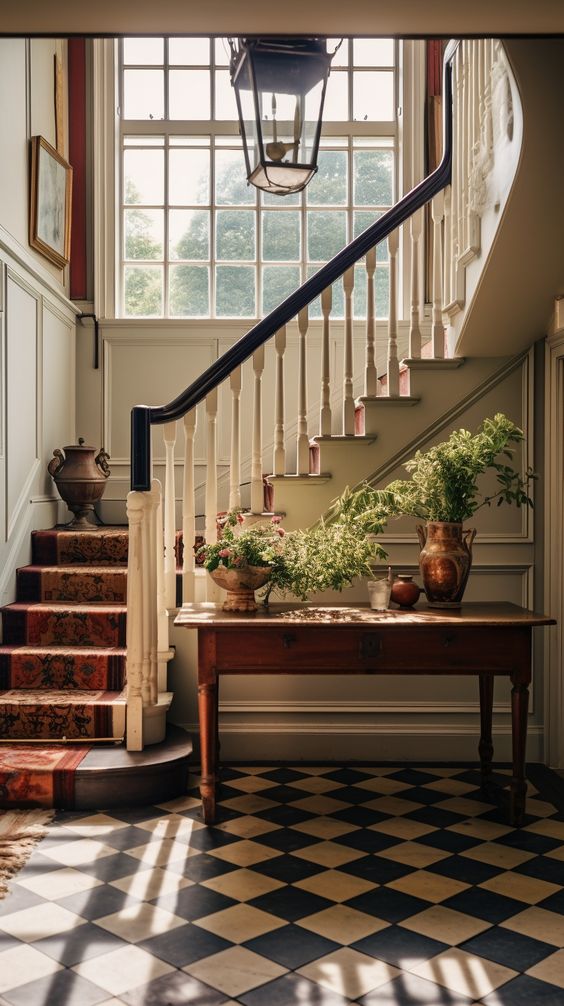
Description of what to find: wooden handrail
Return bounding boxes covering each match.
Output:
[131,42,457,491]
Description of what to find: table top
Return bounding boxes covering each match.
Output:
[174,601,555,630]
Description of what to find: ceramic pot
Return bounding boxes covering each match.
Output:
[48,439,110,528]
[208,565,271,612]
[416,521,477,608]
[390,574,422,609]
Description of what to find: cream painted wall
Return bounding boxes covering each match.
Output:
[0,39,76,606]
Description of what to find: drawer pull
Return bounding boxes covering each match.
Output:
[443,634,454,648]
[360,635,382,658]
[282,633,297,649]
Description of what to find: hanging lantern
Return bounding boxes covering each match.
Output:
[229,37,333,196]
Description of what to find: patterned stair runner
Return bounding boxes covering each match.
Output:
[0,528,130,805]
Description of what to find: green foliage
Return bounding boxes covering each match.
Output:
[339,414,536,526]
[198,505,387,603]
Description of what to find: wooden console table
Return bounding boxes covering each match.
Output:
[174,602,555,826]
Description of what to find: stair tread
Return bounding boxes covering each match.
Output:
[0,644,126,655]
[18,565,128,574]
[0,688,126,703]
[3,601,127,612]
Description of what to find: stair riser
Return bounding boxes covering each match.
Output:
[0,698,125,741]
[1,607,127,647]
[17,569,127,604]
[32,530,128,566]
[0,651,125,691]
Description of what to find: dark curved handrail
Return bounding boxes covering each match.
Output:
[131,41,458,491]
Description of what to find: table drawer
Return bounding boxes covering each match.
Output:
[213,625,530,673]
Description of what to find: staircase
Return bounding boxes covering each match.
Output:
[0,528,190,809]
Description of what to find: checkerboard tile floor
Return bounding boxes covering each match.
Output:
[2,765,564,1005]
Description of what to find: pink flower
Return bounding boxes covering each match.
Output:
[277,527,285,537]
[219,548,231,558]
[271,515,282,524]
[233,556,242,566]
[236,513,245,524]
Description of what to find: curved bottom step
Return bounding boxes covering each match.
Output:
[0,725,193,810]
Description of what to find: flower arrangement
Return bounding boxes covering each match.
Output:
[197,505,387,603]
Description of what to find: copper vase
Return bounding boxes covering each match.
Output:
[48,439,110,529]
[416,521,476,608]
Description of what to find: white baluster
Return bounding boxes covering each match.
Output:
[162,421,177,611]
[443,185,452,308]
[251,346,265,513]
[125,490,145,750]
[205,389,218,548]
[409,211,422,359]
[364,247,378,396]
[431,192,445,358]
[461,41,469,254]
[140,492,153,709]
[154,479,169,696]
[229,367,242,511]
[387,229,400,397]
[182,408,197,604]
[320,286,332,435]
[343,268,355,434]
[273,326,286,476]
[297,308,310,473]
[149,478,161,704]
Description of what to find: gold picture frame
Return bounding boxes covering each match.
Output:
[29,135,72,269]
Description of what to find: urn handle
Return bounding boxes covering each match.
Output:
[95,448,111,479]
[463,528,477,558]
[47,448,65,478]
[416,524,427,551]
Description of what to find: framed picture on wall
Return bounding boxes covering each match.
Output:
[29,135,73,268]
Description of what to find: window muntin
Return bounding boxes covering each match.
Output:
[119,38,398,319]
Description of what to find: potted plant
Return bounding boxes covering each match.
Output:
[337,413,535,607]
[198,506,387,611]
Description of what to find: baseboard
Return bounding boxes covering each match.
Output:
[175,721,544,763]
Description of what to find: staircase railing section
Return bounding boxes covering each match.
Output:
[125,39,504,750]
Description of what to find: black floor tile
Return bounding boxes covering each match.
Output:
[92,825,154,853]
[102,806,164,824]
[427,854,500,885]
[168,852,238,883]
[333,828,399,853]
[0,884,45,917]
[330,806,388,827]
[482,974,564,1005]
[55,885,140,920]
[245,923,340,969]
[515,855,564,884]
[359,887,435,923]
[186,828,241,853]
[261,784,309,803]
[238,972,349,1006]
[442,886,526,923]
[324,767,377,785]
[460,925,553,971]
[352,924,448,966]
[32,921,126,966]
[150,884,236,921]
[405,806,467,828]
[77,851,145,883]
[1,971,108,1006]
[496,830,561,855]
[389,769,439,786]
[252,854,324,884]
[359,972,475,1005]
[138,923,231,966]
[341,856,416,885]
[249,885,333,922]
[256,828,321,853]
[252,804,313,827]
[260,767,307,784]
[418,830,478,853]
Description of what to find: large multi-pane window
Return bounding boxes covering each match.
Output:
[119,37,397,319]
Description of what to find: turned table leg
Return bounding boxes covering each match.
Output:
[479,673,494,783]
[198,630,218,825]
[510,668,530,828]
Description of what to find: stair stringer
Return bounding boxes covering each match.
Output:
[453,39,564,358]
[271,353,522,529]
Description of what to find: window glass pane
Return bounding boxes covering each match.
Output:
[124,136,164,146]
[307,150,347,206]
[216,210,255,261]
[169,148,210,205]
[353,39,394,67]
[262,189,300,207]
[353,263,366,318]
[214,38,231,66]
[123,69,164,120]
[124,149,164,204]
[353,150,393,205]
[353,210,388,260]
[123,38,163,65]
[169,265,209,316]
[307,211,347,261]
[323,70,348,120]
[307,267,344,318]
[216,265,256,316]
[124,208,163,260]
[262,265,301,314]
[169,69,211,119]
[262,211,300,261]
[215,70,238,119]
[124,265,163,316]
[169,209,209,260]
[353,70,394,121]
[328,39,348,67]
[169,38,210,65]
[215,149,255,205]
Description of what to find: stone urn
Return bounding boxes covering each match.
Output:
[48,439,110,528]
[416,521,477,608]
[208,565,271,612]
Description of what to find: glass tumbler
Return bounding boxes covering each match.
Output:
[367,578,392,610]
